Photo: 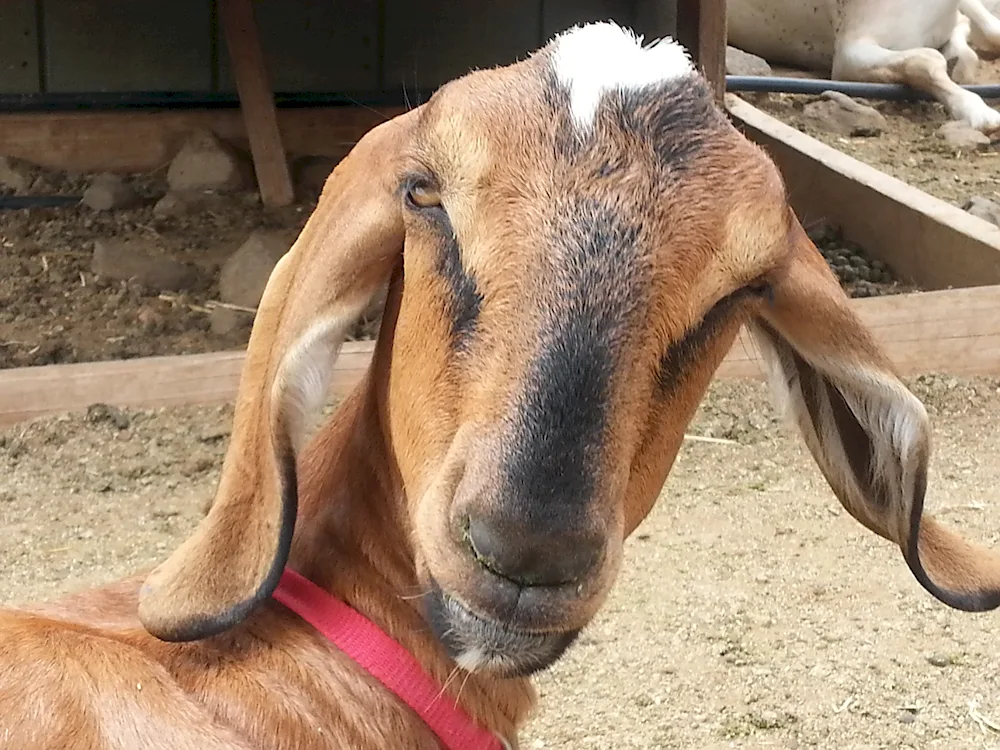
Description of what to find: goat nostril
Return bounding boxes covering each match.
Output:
[466,514,600,588]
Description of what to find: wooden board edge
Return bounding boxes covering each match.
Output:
[4,286,1000,428]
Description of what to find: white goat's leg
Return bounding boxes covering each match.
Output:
[961,0,1000,48]
[833,38,1000,131]
[943,13,980,83]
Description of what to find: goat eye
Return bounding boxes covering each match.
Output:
[405,181,442,210]
[745,279,774,304]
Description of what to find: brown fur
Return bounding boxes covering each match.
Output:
[3,26,999,750]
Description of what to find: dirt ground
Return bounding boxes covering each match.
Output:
[0,175,314,369]
[749,58,1000,207]
[3,377,1000,749]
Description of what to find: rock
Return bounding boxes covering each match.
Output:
[85,403,130,430]
[136,307,166,334]
[91,238,201,292]
[219,230,294,308]
[152,190,213,218]
[962,195,1000,227]
[166,129,249,193]
[30,175,56,195]
[0,156,34,193]
[726,46,772,77]
[926,653,953,667]
[937,121,991,150]
[803,91,887,136]
[295,156,340,195]
[82,173,138,211]
[209,306,254,336]
[152,192,189,218]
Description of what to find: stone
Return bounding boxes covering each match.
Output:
[29,175,56,194]
[803,91,887,136]
[166,129,248,193]
[152,190,216,218]
[219,230,294,308]
[209,306,255,336]
[926,653,953,667]
[726,46,772,77]
[152,192,190,218]
[82,173,138,211]
[937,121,992,150]
[91,238,201,292]
[962,195,1000,228]
[0,156,34,193]
[85,403,130,430]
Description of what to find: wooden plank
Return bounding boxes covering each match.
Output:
[219,0,294,208]
[0,107,402,175]
[43,0,212,93]
[4,287,1000,427]
[727,96,1000,291]
[675,0,727,102]
[0,343,374,428]
[383,0,540,90]
[716,285,1000,379]
[216,0,379,93]
[0,0,40,94]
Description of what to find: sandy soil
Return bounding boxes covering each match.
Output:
[3,377,999,749]
[749,59,1000,207]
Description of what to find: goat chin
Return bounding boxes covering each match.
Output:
[423,579,581,678]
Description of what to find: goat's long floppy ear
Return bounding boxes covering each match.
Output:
[138,109,423,641]
[751,217,1000,612]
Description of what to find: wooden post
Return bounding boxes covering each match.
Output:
[218,0,294,208]
[675,0,728,103]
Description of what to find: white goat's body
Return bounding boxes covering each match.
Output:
[728,0,1000,130]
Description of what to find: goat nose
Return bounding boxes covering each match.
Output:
[467,514,602,587]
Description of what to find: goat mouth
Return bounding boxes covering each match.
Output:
[424,578,580,678]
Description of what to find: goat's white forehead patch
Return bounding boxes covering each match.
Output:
[550,21,694,129]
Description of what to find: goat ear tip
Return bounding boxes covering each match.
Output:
[906,519,1000,614]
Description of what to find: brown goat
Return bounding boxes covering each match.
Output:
[2,22,999,750]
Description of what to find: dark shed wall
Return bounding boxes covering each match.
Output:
[0,0,678,96]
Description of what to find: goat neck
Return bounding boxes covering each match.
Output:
[286,289,537,745]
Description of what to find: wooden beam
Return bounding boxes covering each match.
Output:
[727,96,1000,290]
[0,107,403,175]
[3,286,1000,427]
[715,283,1000,378]
[675,0,727,102]
[218,0,294,208]
[0,343,372,428]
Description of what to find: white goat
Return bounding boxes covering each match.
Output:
[728,0,1000,130]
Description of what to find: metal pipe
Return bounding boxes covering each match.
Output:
[0,196,81,210]
[726,75,1000,101]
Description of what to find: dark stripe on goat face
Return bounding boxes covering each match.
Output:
[438,230,483,349]
[501,200,644,527]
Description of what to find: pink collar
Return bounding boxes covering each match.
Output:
[272,568,508,750]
